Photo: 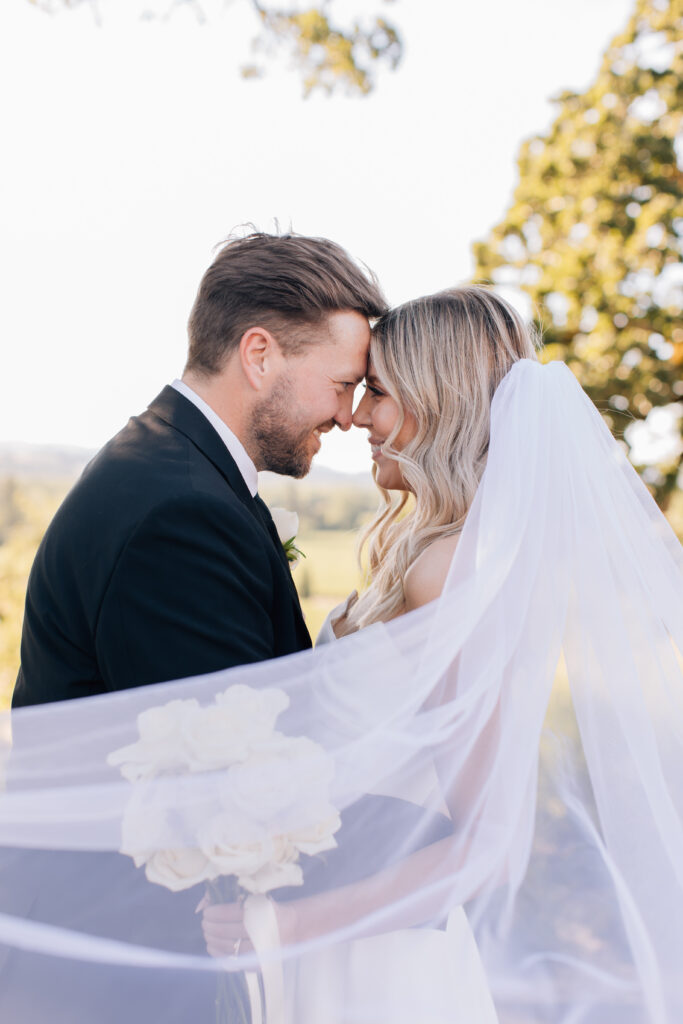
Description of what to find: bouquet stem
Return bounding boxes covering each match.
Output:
[207,880,257,1024]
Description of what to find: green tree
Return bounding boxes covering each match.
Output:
[473,0,683,504]
[26,0,402,97]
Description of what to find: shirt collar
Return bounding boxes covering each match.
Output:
[171,379,258,497]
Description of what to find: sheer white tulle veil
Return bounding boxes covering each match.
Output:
[0,359,681,1024]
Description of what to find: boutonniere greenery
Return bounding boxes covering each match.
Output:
[269,507,306,570]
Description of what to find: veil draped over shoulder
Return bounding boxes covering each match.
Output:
[1,359,682,1024]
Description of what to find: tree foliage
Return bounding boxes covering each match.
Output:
[473,0,683,504]
[26,0,402,96]
[247,1,401,96]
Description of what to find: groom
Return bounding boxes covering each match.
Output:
[0,233,386,1023]
[13,231,386,707]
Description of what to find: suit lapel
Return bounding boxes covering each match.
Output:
[253,495,307,612]
[147,387,304,612]
[148,386,256,513]
[254,496,293,572]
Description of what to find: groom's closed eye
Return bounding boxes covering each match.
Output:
[335,375,364,391]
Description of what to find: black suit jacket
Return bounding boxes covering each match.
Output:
[13,386,311,707]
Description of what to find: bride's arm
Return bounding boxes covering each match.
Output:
[203,534,502,953]
[405,533,502,826]
[262,537,500,946]
[203,743,494,953]
[202,832,462,953]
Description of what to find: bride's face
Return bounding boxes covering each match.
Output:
[352,358,417,490]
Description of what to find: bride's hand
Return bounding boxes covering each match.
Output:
[201,902,253,958]
[201,898,302,956]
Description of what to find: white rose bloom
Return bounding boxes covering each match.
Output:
[144,847,217,892]
[181,704,252,772]
[288,809,342,856]
[239,858,303,895]
[181,685,290,772]
[199,812,287,878]
[214,684,289,726]
[137,699,200,744]
[119,791,170,868]
[269,507,299,544]
[218,737,337,846]
[259,733,335,787]
[107,698,200,781]
[220,749,307,826]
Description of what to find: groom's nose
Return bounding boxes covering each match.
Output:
[352,390,371,429]
[333,392,354,431]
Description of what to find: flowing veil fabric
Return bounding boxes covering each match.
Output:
[0,359,682,1023]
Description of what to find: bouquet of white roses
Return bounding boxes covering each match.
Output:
[108,684,341,1024]
[108,684,341,893]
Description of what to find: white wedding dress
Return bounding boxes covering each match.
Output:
[281,603,500,1024]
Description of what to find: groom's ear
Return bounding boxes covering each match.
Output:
[239,327,283,392]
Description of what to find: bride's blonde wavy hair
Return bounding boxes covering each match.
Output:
[343,285,540,632]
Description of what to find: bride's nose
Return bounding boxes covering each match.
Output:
[352,389,372,429]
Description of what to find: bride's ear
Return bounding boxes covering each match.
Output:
[239,327,284,391]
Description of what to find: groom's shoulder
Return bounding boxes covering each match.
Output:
[48,402,246,540]
[62,410,188,510]
[82,394,226,489]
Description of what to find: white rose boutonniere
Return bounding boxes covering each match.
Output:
[269,507,305,570]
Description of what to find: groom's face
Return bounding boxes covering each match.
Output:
[252,310,370,478]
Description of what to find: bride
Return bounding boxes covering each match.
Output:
[200,285,683,1023]
[1,285,682,1023]
[204,285,533,1020]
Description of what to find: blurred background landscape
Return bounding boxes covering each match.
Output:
[1,439,681,708]
[0,0,681,706]
[0,444,382,703]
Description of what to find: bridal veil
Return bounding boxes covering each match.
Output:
[0,359,681,1023]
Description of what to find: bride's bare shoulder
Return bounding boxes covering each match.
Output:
[403,533,461,612]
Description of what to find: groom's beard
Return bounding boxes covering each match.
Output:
[249,378,330,478]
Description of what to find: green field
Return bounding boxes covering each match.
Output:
[0,514,366,706]
[293,529,365,642]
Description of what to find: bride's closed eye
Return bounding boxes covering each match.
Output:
[364,383,385,397]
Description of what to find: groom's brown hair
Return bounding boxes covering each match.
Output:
[186,231,387,375]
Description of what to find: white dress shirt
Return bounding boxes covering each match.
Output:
[171,379,258,497]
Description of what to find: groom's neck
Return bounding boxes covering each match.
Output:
[181,367,252,452]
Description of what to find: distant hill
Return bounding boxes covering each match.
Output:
[0,442,376,491]
[0,442,96,480]
[260,466,375,491]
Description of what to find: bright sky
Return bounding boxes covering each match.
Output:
[0,0,636,473]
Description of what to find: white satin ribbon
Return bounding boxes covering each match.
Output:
[244,893,285,1024]
[244,970,263,1024]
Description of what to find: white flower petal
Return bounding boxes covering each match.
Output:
[269,507,299,544]
[144,848,217,892]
